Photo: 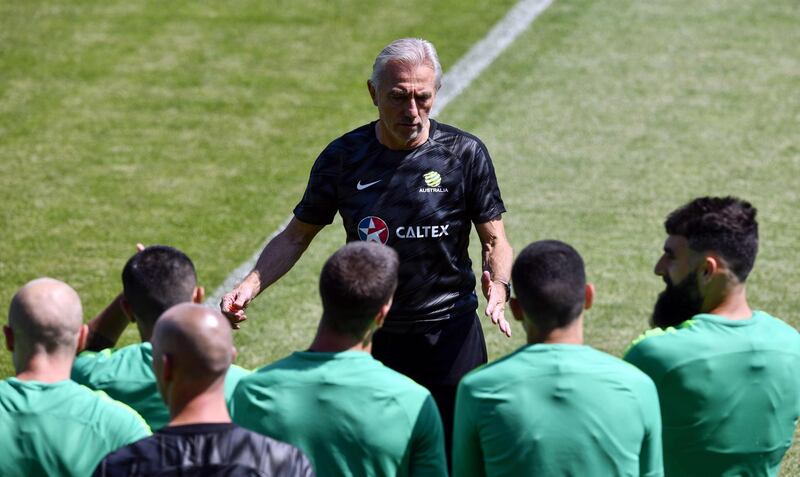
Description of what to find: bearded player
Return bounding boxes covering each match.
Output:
[624,196,800,477]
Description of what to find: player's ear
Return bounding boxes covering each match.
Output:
[374,299,392,329]
[76,324,89,354]
[368,80,378,106]
[510,298,524,323]
[584,283,595,311]
[192,286,205,304]
[3,325,13,352]
[702,255,719,280]
[161,354,174,382]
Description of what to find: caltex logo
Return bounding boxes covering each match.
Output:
[423,171,442,187]
[357,216,389,244]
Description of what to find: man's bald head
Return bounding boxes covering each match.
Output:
[7,278,83,361]
[151,303,234,384]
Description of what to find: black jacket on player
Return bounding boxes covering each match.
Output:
[92,423,314,477]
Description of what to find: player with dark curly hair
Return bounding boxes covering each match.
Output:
[625,196,800,477]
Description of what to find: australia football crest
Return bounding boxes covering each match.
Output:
[419,170,448,193]
[357,216,389,244]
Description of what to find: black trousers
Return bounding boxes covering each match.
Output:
[372,312,488,467]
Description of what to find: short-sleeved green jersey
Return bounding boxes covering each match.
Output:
[72,342,250,430]
[0,378,150,477]
[230,350,447,477]
[624,311,800,477]
[453,344,663,477]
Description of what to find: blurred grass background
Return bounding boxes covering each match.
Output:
[2,0,798,473]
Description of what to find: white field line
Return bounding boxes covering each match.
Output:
[431,0,554,117]
[205,0,553,306]
[205,214,293,306]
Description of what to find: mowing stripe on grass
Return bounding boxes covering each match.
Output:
[205,0,554,306]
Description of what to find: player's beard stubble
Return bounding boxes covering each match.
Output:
[651,272,704,329]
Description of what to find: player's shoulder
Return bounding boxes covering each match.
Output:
[93,433,158,475]
[75,342,148,364]
[231,424,309,457]
[457,345,558,398]
[226,363,252,381]
[628,311,799,358]
[37,380,150,434]
[310,122,376,175]
[226,426,314,473]
[373,361,432,397]
[73,342,151,383]
[85,387,150,429]
[747,311,800,357]
[431,120,485,145]
[0,377,30,409]
[254,352,303,375]
[0,377,15,395]
[430,120,489,155]
[623,320,697,358]
[325,122,375,153]
[97,425,311,476]
[462,345,653,390]
[234,353,303,393]
[590,348,658,390]
[753,310,800,335]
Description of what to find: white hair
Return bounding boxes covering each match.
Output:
[370,38,442,91]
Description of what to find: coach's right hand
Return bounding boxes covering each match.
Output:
[220,283,257,329]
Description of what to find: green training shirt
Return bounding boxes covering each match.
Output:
[72,342,250,429]
[0,378,150,477]
[230,350,447,477]
[453,344,663,477]
[624,311,800,477]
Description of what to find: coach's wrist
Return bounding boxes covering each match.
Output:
[494,280,511,303]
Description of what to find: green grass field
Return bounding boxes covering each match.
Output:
[2,0,799,473]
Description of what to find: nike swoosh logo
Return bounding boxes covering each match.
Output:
[356,180,381,190]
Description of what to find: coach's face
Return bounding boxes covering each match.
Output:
[368,60,436,150]
[652,235,705,328]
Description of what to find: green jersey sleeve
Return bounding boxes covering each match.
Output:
[95,390,152,447]
[638,380,664,477]
[452,381,486,477]
[224,364,251,406]
[71,348,113,385]
[409,395,448,477]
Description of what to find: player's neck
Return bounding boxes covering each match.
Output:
[15,353,73,383]
[308,323,373,354]
[706,284,752,320]
[528,316,584,345]
[168,387,231,427]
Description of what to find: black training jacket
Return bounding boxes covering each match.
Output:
[294,119,506,323]
[93,422,315,477]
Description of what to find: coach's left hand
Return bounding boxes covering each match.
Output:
[482,271,512,337]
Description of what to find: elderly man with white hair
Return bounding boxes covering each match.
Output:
[221,38,512,457]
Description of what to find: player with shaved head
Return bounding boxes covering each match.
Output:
[71,245,250,429]
[0,278,150,477]
[94,304,312,476]
[231,242,447,476]
[152,304,241,425]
